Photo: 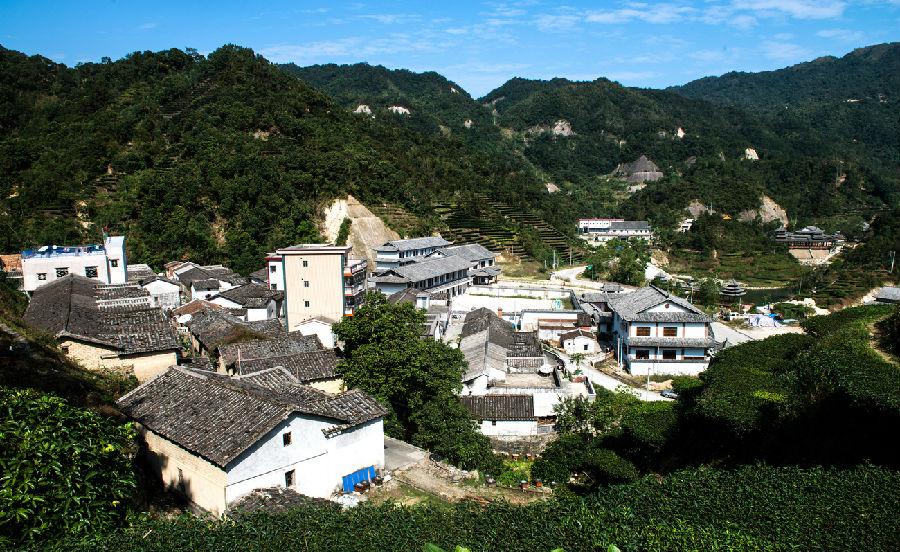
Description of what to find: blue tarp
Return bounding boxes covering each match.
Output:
[342,466,376,492]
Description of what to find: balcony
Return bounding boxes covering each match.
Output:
[345,283,366,297]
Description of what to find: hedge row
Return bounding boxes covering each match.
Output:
[52,465,899,552]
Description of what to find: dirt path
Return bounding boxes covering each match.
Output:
[367,455,550,507]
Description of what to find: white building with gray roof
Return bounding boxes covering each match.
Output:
[118,365,387,516]
[608,285,720,376]
[372,235,452,269]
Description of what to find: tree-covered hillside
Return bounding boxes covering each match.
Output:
[282,58,898,232]
[670,43,900,170]
[0,45,556,273]
[280,62,504,148]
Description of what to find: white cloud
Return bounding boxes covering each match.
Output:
[816,28,866,40]
[585,4,695,25]
[358,14,422,25]
[760,40,810,60]
[732,0,846,19]
[137,22,157,30]
[534,13,581,32]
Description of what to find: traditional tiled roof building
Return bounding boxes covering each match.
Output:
[118,365,387,516]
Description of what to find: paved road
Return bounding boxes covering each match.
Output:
[384,436,427,472]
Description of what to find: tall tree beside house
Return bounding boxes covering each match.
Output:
[333,291,501,473]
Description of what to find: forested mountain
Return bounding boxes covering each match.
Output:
[670,43,900,170]
[0,45,554,273]
[284,51,898,234]
[279,62,504,148]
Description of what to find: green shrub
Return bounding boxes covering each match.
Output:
[0,387,136,546]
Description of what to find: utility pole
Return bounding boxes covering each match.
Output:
[890,250,896,273]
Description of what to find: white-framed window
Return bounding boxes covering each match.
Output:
[270,265,277,273]
[304,281,309,288]
[110,259,118,267]
[302,260,308,268]
[304,300,310,307]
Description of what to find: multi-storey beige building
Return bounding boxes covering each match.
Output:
[276,244,367,331]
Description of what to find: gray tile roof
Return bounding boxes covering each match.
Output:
[460,309,543,381]
[23,275,179,355]
[118,366,387,467]
[609,286,712,323]
[392,256,472,282]
[186,309,285,351]
[461,329,509,381]
[373,235,451,253]
[387,287,430,305]
[440,244,497,263]
[610,221,650,230]
[219,334,324,366]
[249,268,269,283]
[212,283,284,309]
[230,348,338,383]
[875,286,900,303]
[192,279,220,291]
[560,328,595,342]
[626,337,717,348]
[226,487,334,518]
[460,395,535,420]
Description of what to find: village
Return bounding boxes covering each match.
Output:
[3,219,896,518]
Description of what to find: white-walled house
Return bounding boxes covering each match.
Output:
[208,284,284,321]
[608,286,718,376]
[143,278,182,311]
[561,329,597,355]
[372,236,452,270]
[460,395,538,437]
[21,235,127,294]
[118,366,387,516]
[265,253,286,291]
[294,317,337,349]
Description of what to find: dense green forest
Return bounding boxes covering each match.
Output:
[283,49,898,236]
[671,43,900,170]
[0,45,559,274]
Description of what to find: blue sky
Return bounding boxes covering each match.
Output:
[2,1,898,97]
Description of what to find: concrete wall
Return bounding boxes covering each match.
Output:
[283,253,345,330]
[226,415,384,501]
[140,426,228,516]
[476,419,538,437]
[22,252,111,292]
[296,320,335,348]
[471,286,574,300]
[60,339,176,382]
[628,360,708,376]
[267,260,285,291]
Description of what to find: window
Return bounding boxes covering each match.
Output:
[635,349,650,360]
[270,283,278,290]
[304,281,309,288]
[663,326,677,337]
[636,326,651,337]
[177,468,185,491]
[285,470,295,487]
[304,300,310,308]
[55,267,68,277]
[110,259,118,268]
[302,260,308,268]
[662,349,677,360]
[282,432,292,446]
[270,265,277,273]
[38,273,47,280]
[85,266,98,278]
[491,420,497,426]
[584,344,589,351]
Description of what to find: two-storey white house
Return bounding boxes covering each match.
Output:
[608,286,718,376]
[21,235,127,294]
[372,236,453,270]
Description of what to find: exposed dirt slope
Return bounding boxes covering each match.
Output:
[321,195,399,266]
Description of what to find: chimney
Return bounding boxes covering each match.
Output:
[497,308,503,318]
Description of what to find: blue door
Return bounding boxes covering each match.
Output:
[342,466,376,492]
